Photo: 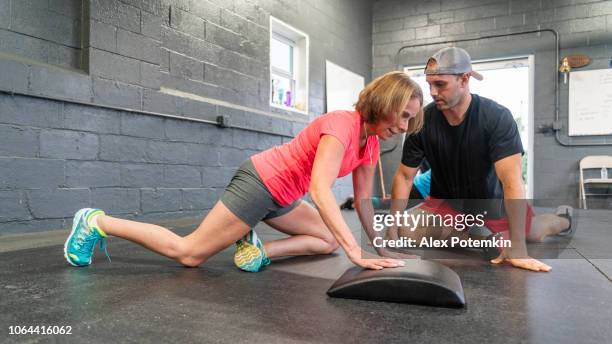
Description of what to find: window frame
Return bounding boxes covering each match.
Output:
[269,16,309,115]
[271,32,294,77]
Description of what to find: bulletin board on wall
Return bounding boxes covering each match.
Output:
[325,60,365,113]
[568,68,612,136]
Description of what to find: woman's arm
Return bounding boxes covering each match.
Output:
[352,162,377,244]
[310,135,405,270]
[390,163,419,215]
[353,162,418,259]
[387,163,419,241]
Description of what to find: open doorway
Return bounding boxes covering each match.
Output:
[404,56,534,198]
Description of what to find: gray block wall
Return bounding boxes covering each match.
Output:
[372,0,612,207]
[0,0,372,234]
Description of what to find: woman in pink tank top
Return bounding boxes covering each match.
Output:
[66,72,425,272]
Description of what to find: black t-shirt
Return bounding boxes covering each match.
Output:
[402,94,523,206]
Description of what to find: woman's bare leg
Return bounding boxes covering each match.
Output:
[97,201,251,267]
[262,201,339,258]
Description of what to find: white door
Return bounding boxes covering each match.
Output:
[404,56,535,198]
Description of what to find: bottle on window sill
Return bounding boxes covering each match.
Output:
[284,90,292,107]
[278,88,284,105]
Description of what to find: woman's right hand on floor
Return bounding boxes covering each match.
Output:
[347,247,406,270]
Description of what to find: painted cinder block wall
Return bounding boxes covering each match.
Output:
[0,0,372,235]
[372,0,612,207]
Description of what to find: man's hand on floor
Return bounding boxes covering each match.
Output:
[491,251,552,272]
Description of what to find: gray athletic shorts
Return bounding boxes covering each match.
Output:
[219,158,301,227]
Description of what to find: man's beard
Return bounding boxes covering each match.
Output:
[434,95,460,110]
[435,102,450,110]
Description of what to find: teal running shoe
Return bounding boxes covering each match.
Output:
[233,230,270,272]
[64,208,110,267]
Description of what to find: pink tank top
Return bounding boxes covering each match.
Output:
[251,110,380,206]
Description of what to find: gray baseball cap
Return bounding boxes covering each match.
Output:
[424,47,483,80]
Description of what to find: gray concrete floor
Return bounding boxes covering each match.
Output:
[1,209,611,343]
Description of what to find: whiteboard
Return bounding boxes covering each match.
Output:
[569,69,612,136]
[325,60,364,112]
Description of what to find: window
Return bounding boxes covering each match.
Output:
[270,17,308,114]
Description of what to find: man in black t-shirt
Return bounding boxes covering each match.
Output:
[387,47,572,272]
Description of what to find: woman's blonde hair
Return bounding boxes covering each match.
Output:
[355,71,424,135]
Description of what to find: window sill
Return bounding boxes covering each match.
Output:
[270,102,308,115]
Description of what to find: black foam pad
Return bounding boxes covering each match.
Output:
[327,260,465,307]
